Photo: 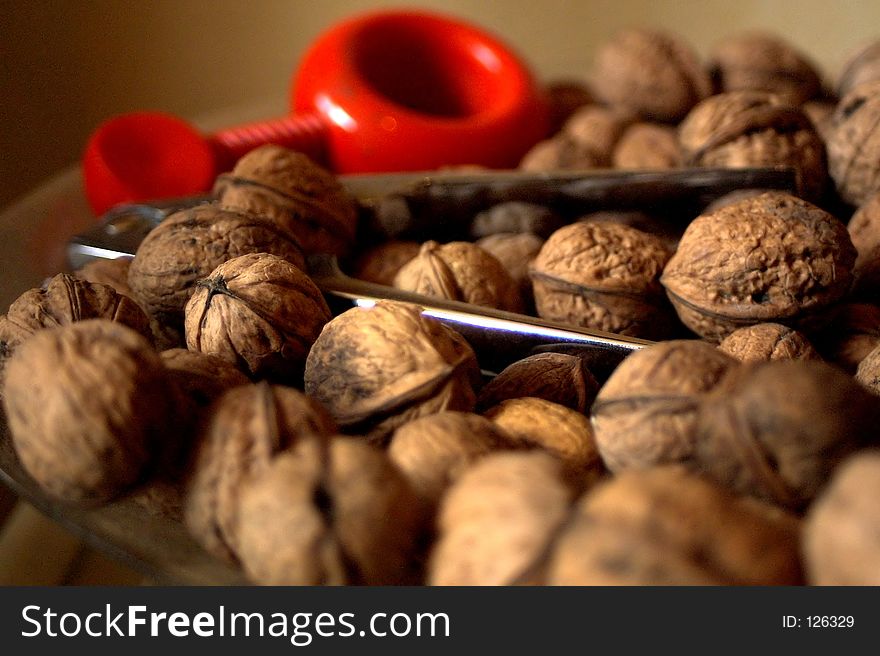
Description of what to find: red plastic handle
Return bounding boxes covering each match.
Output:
[82,9,549,216]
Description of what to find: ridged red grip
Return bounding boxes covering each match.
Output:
[208,112,327,169]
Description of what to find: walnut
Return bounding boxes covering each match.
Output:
[801,100,836,142]
[802,450,880,585]
[578,210,681,252]
[160,348,250,410]
[2,320,174,504]
[184,252,331,383]
[484,397,604,478]
[475,232,544,310]
[824,81,880,207]
[235,436,427,585]
[350,240,420,286]
[530,221,675,339]
[127,202,305,330]
[661,192,856,342]
[469,201,563,240]
[387,411,516,506]
[546,466,803,585]
[846,191,880,299]
[611,122,682,169]
[214,145,358,256]
[303,301,480,445]
[708,32,822,104]
[518,134,605,172]
[393,241,523,313]
[590,28,711,123]
[694,360,880,511]
[427,451,577,585]
[0,273,152,388]
[854,341,880,394]
[72,257,134,298]
[677,91,827,201]
[476,352,600,413]
[836,40,880,98]
[545,80,595,134]
[590,340,738,473]
[183,382,337,563]
[717,323,821,363]
[811,303,880,372]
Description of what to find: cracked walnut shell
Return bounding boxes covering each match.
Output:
[2,320,174,504]
[214,145,358,256]
[530,221,674,339]
[393,241,523,313]
[184,252,331,382]
[661,192,856,342]
[303,301,480,445]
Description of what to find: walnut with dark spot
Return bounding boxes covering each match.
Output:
[694,359,880,510]
[824,81,880,207]
[235,436,427,585]
[476,352,600,413]
[127,203,305,330]
[590,28,712,123]
[717,323,821,363]
[393,241,523,313]
[530,221,675,339]
[183,382,337,563]
[214,145,358,256]
[678,91,827,201]
[590,340,738,473]
[2,320,174,504]
[303,301,480,445]
[184,252,330,383]
[661,192,856,342]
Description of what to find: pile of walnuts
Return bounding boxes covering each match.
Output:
[5,25,880,586]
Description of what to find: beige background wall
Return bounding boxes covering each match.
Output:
[3,0,879,211]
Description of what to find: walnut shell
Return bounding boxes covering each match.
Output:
[484,397,603,478]
[694,359,880,510]
[811,303,880,372]
[160,348,250,410]
[475,232,544,310]
[214,145,358,256]
[127,202,305,329]
[717,322,821,363]
[72,257,134,298]
[530,221,674,339]
[235,437,427,585]
[824,81,880,207]
[590,340,738,473]
[854,341,880,394]
[183,382,337,563]
[387,411,516,506]
[393,241,523,313]
[545,80,595,134]
[677,91,827,201]
[590,28,711,123]
[0,273,152,371]
[661,192,856,342]
[847,191,880,299]
[611,122,682,169]
[469,201,563,240]
[476,352,600,413]
[518,134,606,172]
[351,240,420,286]
[428,451,577,585]
[184,252,331,383]
[546,466,803,585]
[836,40,880,98]
[561,104,637,165]
[303,301,480,445]
[2,320,173,504]
[708,32,822,104]
[802,450,880,585]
